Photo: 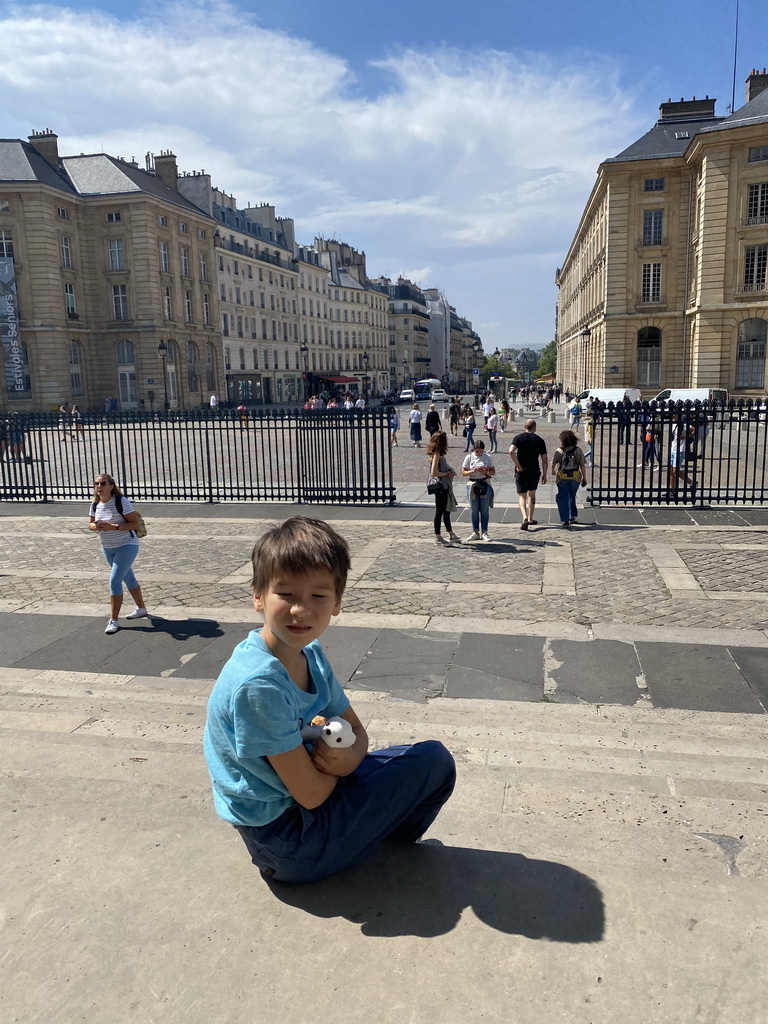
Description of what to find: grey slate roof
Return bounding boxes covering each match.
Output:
[0,140,75,192]
[60,154,205,214]
[606,116,725,163]
[698,86,768,134]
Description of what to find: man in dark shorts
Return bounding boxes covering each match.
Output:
[509,418,548,530]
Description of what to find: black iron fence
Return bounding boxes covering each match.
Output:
[0,408,395,504]
[586,399,768,505]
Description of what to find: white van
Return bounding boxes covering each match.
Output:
[576,387,641,405]
[652,388,728,403]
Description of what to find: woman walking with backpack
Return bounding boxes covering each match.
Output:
[88,473,149,634]
[551,430,588,528]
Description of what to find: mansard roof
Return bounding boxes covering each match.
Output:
[61,154,205,213]
[698,86,768,134]
[605,116,725,163]
[0,139,75,192]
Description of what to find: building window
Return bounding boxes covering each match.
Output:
[644,178,665,192]
[64,282,77,317]
[643,209,664,245]
[744,244,768,291]
[224,346,231,370]
[106,211,121,223]
[184,290,193,322]
[206,343,216,392]
[203,293,211,325]
[239,347,245,370]
[57,207,69,219]
[636,327,661,388]
[187,341,198,392]
[218,255,224,272]
[220,284,226,301]
[736,319,767,389]
[180,247,189,276]
[235,286,241,305]
[233,260,239,276]
[163,286,173,320]
[157,215,167,227]
[641,263,662,303]
[179,222,188,234]
[198,228,206,240]
[160,242,170,273]
[262,318,268,339]
[107,238,124,271]
[199,252,208,281]
[112,284,129,320]
[748,146,768,163]
[69,341,84,395]
[0,230,13,257]
[60,236,72,269]
[116,340,137,405]
[747,183,768,225]
[237,316,243,338]
[222,313,230,336]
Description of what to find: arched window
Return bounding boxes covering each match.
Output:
[206,343,216,393]
[69,340,84,395]
[115,340,136,407]
[637,327,661,388]
[736,318,767,389]
[187,341,199,393]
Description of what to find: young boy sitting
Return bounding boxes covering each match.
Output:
[204,516,456,884]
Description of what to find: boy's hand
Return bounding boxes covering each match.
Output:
[310,740,360,777]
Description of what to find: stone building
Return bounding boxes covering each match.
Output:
[373,277,431,391]
[0,132,221,411]
[556,69,768,398]
[175,172,301,404]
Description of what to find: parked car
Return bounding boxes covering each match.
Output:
[398,388,415,404]
[430,388,449,403]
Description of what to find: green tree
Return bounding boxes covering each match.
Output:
[535,340,556,378]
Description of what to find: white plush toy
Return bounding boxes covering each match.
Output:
[300,715,355,748]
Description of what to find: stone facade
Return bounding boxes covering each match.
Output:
[0,134,221,411]
[557,72,768,398]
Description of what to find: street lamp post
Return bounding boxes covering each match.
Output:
[301,344,310,392]
[157,340,170,412]
[402,357,408,390]
[580,326,591,393]
[362,351,369,401]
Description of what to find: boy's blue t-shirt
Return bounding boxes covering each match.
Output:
[203,630,350,826]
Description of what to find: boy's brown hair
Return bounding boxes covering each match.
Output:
[250,517,351,599]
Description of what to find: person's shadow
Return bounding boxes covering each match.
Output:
[268,843,604,942]
[130,617,225,642]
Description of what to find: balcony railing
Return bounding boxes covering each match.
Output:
[738,282,768,294]
[743,214,768,226]
[637,237,668,248]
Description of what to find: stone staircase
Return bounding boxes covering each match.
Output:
[2,666,768,1023]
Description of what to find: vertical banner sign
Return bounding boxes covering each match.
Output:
[0,256,24,394]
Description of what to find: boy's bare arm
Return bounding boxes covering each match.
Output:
[267,707,368,810]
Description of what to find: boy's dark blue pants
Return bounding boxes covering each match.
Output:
[235,741,456,884]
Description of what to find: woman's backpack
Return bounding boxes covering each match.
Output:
[558,447,579,478]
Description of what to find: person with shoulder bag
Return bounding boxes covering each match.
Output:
[88,473,150,634]
[427,431,460,546]
[551,429,588,528]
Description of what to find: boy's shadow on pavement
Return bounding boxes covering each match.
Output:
[268,843,604,942]
[131,617,225,642]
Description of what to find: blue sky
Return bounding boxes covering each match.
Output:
[1,0,766,351]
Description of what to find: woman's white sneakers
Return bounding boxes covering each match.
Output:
[105,619,119,634]
[126,607,149,619]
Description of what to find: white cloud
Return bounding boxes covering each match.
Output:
[0,0,647,349]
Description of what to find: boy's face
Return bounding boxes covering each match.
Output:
[254,569,342,658]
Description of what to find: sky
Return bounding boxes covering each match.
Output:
[1,0,766,352]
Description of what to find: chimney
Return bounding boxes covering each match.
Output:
[153,150,178,190]
[746,68,768,103]
[27,129,59,168]
[658,96,716,122]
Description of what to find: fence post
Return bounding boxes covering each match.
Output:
[204,420,214,503]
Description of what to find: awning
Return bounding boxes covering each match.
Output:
[319,375,362,384]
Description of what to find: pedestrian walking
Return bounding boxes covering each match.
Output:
[58,401,71,441]
[425,403,441,437]
[569,398,582,431]
[486,407,499,452]
[389,406,400,447]
[237,402,248,428]
[509,418,548,530]
[88,473,149,635]
[462,440,495,542]
[7,413,27,461]
[551,429,588,527]
[409,403,423,447]
[462,404,476,451]
[448,398,460,436]
[499,400,510,431]
[427,431,460,546]
[209,394,218,410]
[71,404,84,439]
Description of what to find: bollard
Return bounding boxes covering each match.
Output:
[548,411,556,423]
[507,409,516,421]
[518,406,525,416]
